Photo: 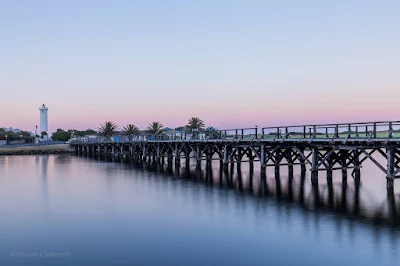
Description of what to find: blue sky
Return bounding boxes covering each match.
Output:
[1,0,399,132]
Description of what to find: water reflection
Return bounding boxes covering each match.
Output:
[73,153,400,259]
[86,154,400,229]
[2,154,399,266]
[40,155,49,203]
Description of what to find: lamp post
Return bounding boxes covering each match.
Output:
[5,134,8,146]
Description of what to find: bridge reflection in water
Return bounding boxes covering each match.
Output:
[82,153,400,230]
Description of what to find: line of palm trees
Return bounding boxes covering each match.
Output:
[98,117,206,136]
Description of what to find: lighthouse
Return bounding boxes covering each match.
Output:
[39,104,49,139]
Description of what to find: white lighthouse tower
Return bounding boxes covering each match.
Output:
[39,104,49,139]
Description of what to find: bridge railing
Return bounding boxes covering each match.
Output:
[260,121,400,141]
[219,128,258,141]
[70,129,224,144]
[69,121,400,144]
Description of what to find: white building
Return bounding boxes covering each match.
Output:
[39,104,49,138]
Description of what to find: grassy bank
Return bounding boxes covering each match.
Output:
[0,144,74,156]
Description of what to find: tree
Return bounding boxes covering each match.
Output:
[187,117,205,131]
[122,124,139,135]
[98,121,118,136]
[147,122,163,134]
[51,129,71,141]
[82,129,96,136]
[0,130,34,143]
[68,129,96,137]
[19,131,31,137]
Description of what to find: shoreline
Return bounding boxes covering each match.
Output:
[0,144,74,156]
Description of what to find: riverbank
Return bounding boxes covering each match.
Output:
[0,144,74,156]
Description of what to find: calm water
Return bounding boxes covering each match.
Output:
[0,154,399,266]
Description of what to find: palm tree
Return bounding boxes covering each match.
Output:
[122,124,139,135]
[187,117,205,131]
[147,122,163,134]
[98,121,118,136]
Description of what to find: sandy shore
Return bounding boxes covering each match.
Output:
[0,144,74,155]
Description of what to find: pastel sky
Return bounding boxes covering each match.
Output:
[1,0,399,133]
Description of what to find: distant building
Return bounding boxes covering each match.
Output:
[164,127,183,140]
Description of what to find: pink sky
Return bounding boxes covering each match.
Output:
[3,89,399,134]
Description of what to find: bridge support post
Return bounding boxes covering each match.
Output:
[298,148,306,173]
[274,150,280,179]
[156,144,161,162]
[237,149,242,171]
[341,151,348,185]
[387,147,395,190]
[327,154,333,182]
[260,145,266,174]
[287,149,293,178]
[174,144,180,167]
[311,148,319,182]
[196,146,202,167]
[223,145,229,170]
[206,154,212,168]
[143,145,147,162]
[230,160,235,177]
[185,151,190,167]
[353,150,361,185]
[168,151,173,165]
[249,153,254,172]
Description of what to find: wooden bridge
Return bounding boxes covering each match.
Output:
[71,121,400,192]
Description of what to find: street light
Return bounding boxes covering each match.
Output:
[5,134,7,146]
